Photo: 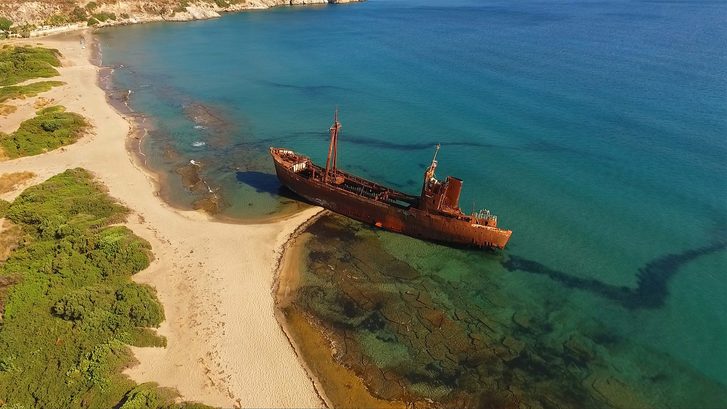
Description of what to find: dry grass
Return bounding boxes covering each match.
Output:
[34,96,54,109]
[0,104,17,116]
[0,171,36,194]
[0,219,22,263]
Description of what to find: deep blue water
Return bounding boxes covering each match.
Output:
[98,0,727,403]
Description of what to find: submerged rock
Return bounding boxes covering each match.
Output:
[287,214,727,409]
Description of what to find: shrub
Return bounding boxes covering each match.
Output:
[53,286,114,321]
[44,14,69,27]
[0,80,65,104]
[70,6,88,22]
[114,284,164,327]
[8,24,36,38]
[0,46,61,86]
[0,16,12,32]
[0,199,9,217]
[0,169,209,408]
[0,105,88,158]
[93,12,117,22]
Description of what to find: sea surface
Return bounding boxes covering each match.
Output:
[98,0,727,407]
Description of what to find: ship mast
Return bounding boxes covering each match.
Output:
[424,144,440,185]
[324,109,341,183]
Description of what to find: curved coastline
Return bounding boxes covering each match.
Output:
[1,29,329,408]
[91,32,331,407]
[272,215,408,409]
[97,45,310,226]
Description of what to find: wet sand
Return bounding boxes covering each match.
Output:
[274,225,407,409]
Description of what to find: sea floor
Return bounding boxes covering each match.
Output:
[284,213,727,409]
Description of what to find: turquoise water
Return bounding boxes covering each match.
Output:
[98,0,726,405]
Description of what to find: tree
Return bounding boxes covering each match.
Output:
[0,16,12,32]
[70,6,88,22]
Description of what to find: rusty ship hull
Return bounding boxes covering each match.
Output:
[271,148,512,249]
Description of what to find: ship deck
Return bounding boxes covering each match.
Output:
[271,148,420,210]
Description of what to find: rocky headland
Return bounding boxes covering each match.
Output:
[0,0,363,37]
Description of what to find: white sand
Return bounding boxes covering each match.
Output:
[0,32,324,408]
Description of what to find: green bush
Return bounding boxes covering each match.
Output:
[44,14,69,27]
[0,169,211,408]
[0,105,88,158]
[118,384,212,409]
[0,46,61,86]
[0,17,12,32]
[53,286,114,321]
[93,12,117,22]
[0,80,64,104]
[8,24,35,38]
[69,6,88,22]
[0,199,9,217]
[114,284,164,327]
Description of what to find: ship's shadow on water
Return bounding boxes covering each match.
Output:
[503,239,727,310]
[257,80,353,97]
[235,171,302,202]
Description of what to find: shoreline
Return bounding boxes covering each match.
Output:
[3,0,365,39]
[95,38,312,226]
[272,213,331,406]
[0,30,328,408]
[273,215,409,409]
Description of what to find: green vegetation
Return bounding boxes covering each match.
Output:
[70,6,89,23]
[0,17,12,34]
[0,45,64,114]
[0,45,61,86]
[203,0,243,6]
[173,1,190,13]
[8,24,36,39]
[44,14,70,27]
[93,12,117,23]
[0,106,87,158]
[0,169,211,408]
[0,80,65,104]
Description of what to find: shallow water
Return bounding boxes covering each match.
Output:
[295,213,726,407]
[98,0,727,406]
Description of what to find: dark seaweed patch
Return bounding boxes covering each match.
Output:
[290,214,727,409]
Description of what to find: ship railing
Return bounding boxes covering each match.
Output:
[292,162,308,173]
[473,209,497,223]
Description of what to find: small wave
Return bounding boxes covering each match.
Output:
[192,141,206,147]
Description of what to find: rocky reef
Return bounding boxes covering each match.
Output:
[285,213,727,409]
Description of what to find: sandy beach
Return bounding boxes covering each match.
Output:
[0,32,324,408]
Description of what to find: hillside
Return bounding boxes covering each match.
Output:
[0,0,361,36]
